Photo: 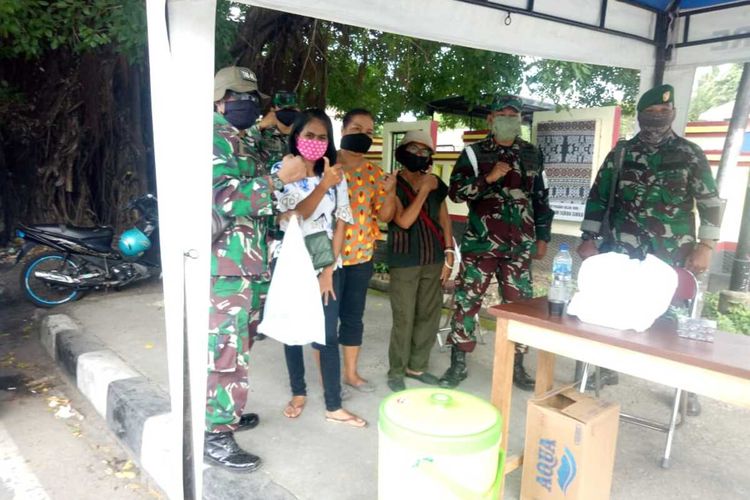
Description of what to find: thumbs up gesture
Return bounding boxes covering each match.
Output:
[321,157,344,189]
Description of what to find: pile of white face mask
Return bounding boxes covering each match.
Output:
[566,252,678,332]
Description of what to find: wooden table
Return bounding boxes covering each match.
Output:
[488,297,750,496]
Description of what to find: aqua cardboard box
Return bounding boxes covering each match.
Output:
[521,386,620,500]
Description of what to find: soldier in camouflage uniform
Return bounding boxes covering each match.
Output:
[440,95,554,390]
[250,91,299,166]
[205,67,305,472]
[577,84,722,416]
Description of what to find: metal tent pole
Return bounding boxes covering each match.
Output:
[720,63,750,292]
[716,63,750,198]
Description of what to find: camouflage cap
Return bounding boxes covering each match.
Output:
[489,94,523,112]
[637,84,674,112]
[272,91,298,109]
[214,66,266,102]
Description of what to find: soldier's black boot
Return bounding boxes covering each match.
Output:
[513,354,535,392]
[686,392,702,417]
[236,413,259,431]
[204,431,262,472]
[439,347,468,388]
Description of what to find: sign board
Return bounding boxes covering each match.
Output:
[536,120,597,222]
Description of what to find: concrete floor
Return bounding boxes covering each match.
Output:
[58,281,750,500]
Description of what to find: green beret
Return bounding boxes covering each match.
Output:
[272,91,298,108]
[637,84,674,112]
[489,94,523,112]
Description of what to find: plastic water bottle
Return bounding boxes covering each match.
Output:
[548,243,573,316]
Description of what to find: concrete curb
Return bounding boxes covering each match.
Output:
[39,314,176,495]
[39,314,297,500]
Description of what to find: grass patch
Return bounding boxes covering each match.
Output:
[702,292,750,335]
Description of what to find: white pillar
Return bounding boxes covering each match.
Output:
[638,65,656,99]
[663,65,698,135]
[146,0,215,498]
[635,65,657,134]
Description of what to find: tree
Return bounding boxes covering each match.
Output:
[688,64,743,121]
[0,0,150,243]
[228,8,524,124]
[524,59,640,114]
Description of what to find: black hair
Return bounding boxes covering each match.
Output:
[342,108,374,129]
[288,108,337,177]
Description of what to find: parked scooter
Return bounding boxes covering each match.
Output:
[15,194,161,307]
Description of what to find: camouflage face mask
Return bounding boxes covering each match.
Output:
[638,108,675,145]
[491,115,521,142]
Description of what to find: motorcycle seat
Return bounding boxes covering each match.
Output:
[30,224,114,252]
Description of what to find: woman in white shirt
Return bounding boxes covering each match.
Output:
[272,109,365,428]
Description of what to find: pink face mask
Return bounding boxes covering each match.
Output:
[297,138,328,162]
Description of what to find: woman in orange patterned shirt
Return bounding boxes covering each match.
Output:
[337,109,397,392]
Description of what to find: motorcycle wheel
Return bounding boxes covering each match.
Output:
[20,251,82,308]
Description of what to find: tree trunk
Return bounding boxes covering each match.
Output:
[0,48,154,242]
[233,7,329,108]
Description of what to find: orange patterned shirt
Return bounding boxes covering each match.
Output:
[342,161,387,265]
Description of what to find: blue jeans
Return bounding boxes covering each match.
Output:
[284,270,342,412]
[338,260,374,346]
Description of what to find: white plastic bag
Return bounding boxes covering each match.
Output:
[566,252,677,332]
[258,215,325,345]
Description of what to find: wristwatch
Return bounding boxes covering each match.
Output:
[270,173,285,191]
[580,231,599,241]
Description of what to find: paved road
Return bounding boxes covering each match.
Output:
[0,259,161,500]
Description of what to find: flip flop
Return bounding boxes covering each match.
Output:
[283,397,306,419]
[325,412,368,428]
[405,371,440,385]
[344,380,376,393]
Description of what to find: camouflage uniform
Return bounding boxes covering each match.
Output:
[207,112,278,433]
[448,135,554,352]
[249,125,288,166]
[581,133,722,267]
[250,124,289,241]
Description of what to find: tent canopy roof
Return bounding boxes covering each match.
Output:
[629,0,746,12]
[245,1,750,70]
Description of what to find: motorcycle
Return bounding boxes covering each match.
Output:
[15,194,161,308]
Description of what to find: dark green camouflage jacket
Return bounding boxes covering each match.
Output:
[248,124,289,166]
[212,113,276,277]
[581,133,722,266]
[449,136,554,257]
[248,125,289,240]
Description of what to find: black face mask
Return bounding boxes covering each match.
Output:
[396,148,431,173]
[276,109,299,127]
[224,100,260,130]
[340,133,373,154]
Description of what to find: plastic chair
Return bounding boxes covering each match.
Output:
[578,266,699,468]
